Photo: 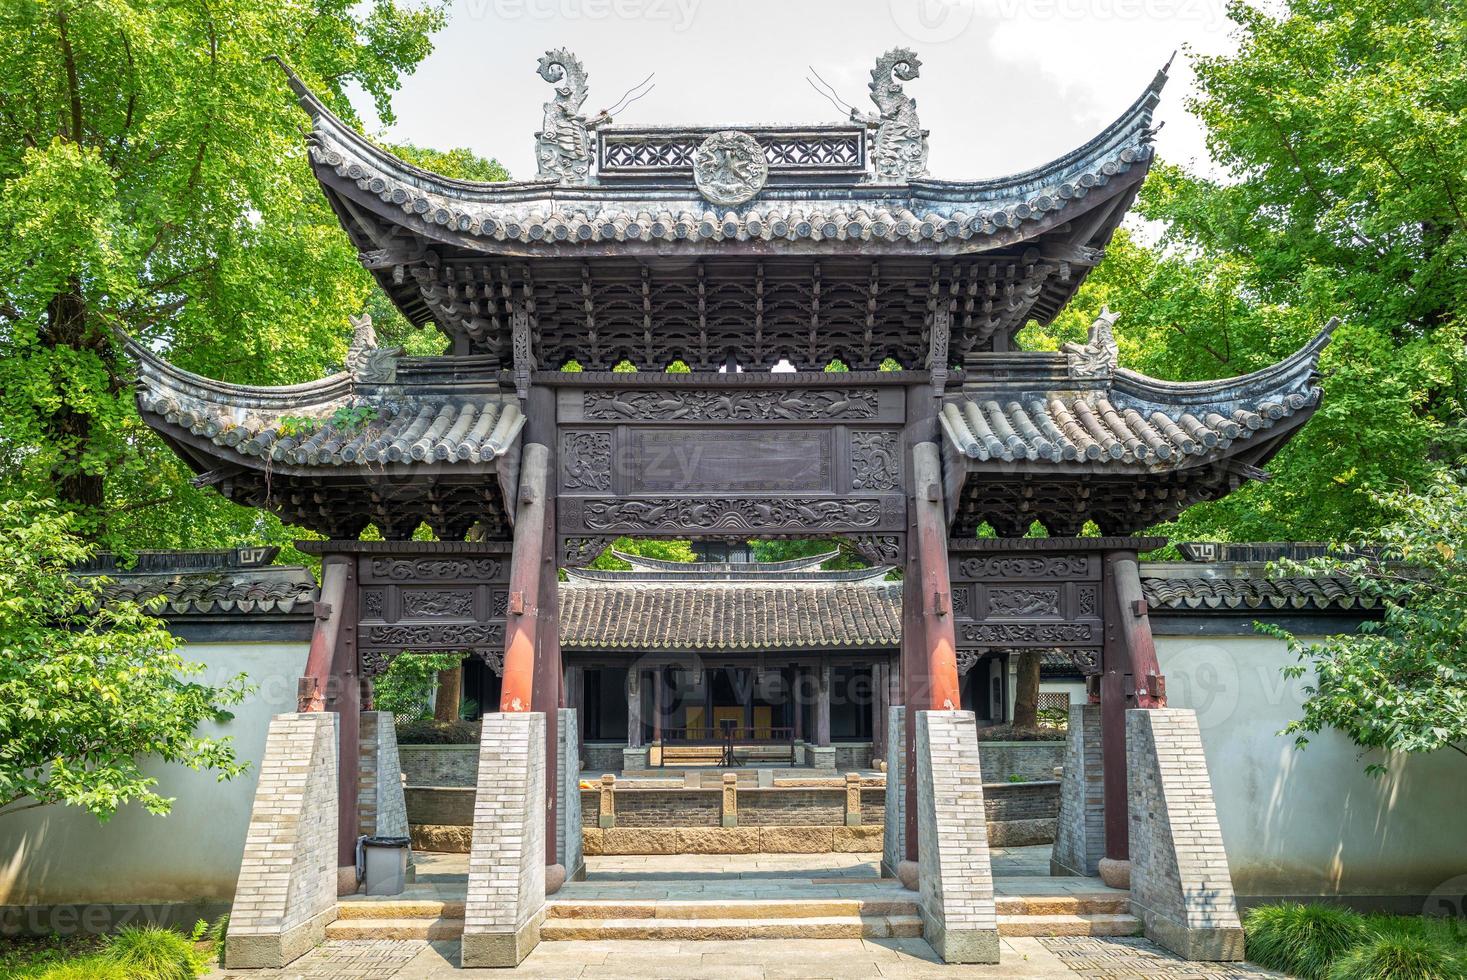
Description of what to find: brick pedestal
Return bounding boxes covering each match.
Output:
[1127,709,1244,961]
[462,713,547,968]
[915,710,1000,964]
[882,706,906,878]
[1052,703,1104,876]
[359,711,409,839]
[556,708,585,882]
[225,713,339,969]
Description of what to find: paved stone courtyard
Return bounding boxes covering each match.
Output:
[208,849,1281,979]
[209,934,1283,978]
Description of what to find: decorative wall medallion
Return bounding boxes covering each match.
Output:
[584,387,879,421]
[988,588,1060,617]
[581,497,881,532]
[961,622,1094,645]
[402,590,475,618]
[370,557,501,581]
[957,556,1090,580]
[693,131,769,206]
[851,431,901,491]
[562,431,612,491]
[366,623,504,647]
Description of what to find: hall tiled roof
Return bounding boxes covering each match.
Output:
[78,552,319,618]
[558,569,902,650]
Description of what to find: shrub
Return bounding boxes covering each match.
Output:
[1245,903,1369,979]
[396,718,480,745]
[973,724,1065,742]
[1328,933,1466,980]
[102,924,204,979]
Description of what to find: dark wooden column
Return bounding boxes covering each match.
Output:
[627,668,643,749]
[792,666,804,743]
[871,661,888,763]
[1100,548,1167,862]
[652,667,664,744]
[816,657,832,747]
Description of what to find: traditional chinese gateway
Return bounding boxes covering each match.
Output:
[128,48,1331,967]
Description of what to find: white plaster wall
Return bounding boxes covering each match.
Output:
[1158,634,1467,902]
[0,641,308,908]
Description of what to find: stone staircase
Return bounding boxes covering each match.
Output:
[996,891,1140,937]
[541,893,924,941]
[327,898,465,941]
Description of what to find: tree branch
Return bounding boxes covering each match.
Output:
[55,6,83,143]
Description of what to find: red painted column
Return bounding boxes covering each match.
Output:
[321,554,360,872]
[534,490,563,865]
[1100,548,1167,862]
[500,443,549,713]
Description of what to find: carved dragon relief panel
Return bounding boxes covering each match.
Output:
[851,431,900,491]
[562,430,613,492]
[576,497,888,533]
[950,550,1102,650]
[582,387,881,421]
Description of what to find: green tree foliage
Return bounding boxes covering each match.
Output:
[0,0,510,552]
[1026,0,1467,541]
[0,500,249,820]
[1265,474,1467,772]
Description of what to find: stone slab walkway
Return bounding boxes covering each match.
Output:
[209,934,1280,978]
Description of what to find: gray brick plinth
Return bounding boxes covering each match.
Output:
[224,712,339,969]
[1052,703,1105,876]
[462,712,547,969]
[1127,708,1244,962]
[915,710,1000,965]
[882,705,906,878]
[556,708,586,882]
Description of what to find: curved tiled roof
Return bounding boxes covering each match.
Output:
[941,326,1332,470]
[86,565,319,617]
[288,62,1163,252]
[1142,574,1379,613]
[129,339,524,473]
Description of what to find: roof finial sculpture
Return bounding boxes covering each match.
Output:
[853,49,929,182]
[535,49,608,185]
[1063,306,1120,379]
[344,313,401,384]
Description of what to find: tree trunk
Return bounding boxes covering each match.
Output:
[1011,650,1042,730]
[434,665,462,722]
[41,282,111,527]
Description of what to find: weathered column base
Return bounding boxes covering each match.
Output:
[1127,708,1244,962]
[881,706,906,879]
[621,746,649,772]
[556,708,587,884]
[1052,703,1105,877]
[463,713,547,969]
[224,713,339,970]
[808,746,836,771]
[915,710,1000,964]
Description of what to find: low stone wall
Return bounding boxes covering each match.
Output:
[983,780,1060,847]
[975,741,1064,781]
[834,742,873,771]
[398,743,478,788]
[583,742,623,772]
[406,786,475,826]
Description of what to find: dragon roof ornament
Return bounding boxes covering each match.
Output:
[854,48,929,182]
[1063,306,1120,379]
[535,49,608,185]
[344,312,401,384]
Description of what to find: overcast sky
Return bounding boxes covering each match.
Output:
[355,0,1242,182]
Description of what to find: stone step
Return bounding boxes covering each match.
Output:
[995,893,1131,916]
[324,916,466,941]
[997,913,1142,937]
[548,898,919,920]
[540,914,924,941]
[336,899,465,920]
